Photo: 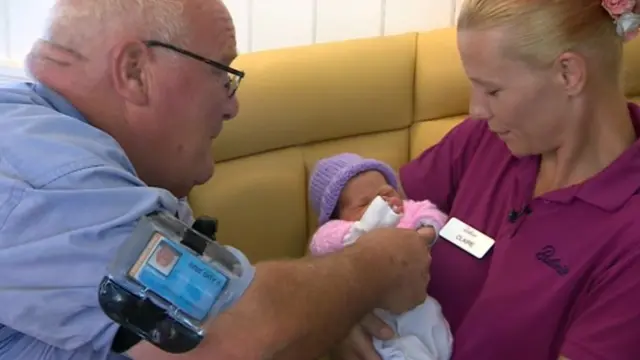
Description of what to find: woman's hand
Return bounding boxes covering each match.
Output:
[331,314,395,360]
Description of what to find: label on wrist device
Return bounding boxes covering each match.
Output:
[128,233,229,321]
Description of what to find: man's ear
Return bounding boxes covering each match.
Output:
[554,52,587,97]
[111,41,151,106]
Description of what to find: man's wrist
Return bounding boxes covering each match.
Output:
[199,261,287,359]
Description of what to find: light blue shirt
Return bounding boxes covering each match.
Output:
[0,82,196,359]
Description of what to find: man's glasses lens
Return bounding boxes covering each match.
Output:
[227,74,243,97]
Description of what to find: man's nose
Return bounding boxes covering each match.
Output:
[223,95,240,121]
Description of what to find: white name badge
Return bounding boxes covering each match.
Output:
[439,217,495,259]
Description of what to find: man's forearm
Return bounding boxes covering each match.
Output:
[205,244,398,360]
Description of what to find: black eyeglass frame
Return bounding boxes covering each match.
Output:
[143,40,245,97]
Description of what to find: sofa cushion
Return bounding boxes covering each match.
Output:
[189,148,308,262]
[414,28,470,123]
[210,32,419,163]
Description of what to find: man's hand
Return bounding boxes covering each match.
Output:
[417,226,437,246]
[331,228,431,359]
[359,227,431,314]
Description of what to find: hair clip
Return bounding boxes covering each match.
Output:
[602,0,639,42]
[616,12,640,41]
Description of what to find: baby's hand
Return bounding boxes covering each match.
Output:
[382,195,404,214]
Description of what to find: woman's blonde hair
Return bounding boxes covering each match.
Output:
[457,0,623,74]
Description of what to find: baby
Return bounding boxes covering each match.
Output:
[308,153,453,360]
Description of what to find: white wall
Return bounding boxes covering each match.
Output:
[0,0,464,66]
[228,0,463,53]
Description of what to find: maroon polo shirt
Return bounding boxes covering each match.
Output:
[399,103,640,360]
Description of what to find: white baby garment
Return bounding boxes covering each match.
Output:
[373,298,452,360]
[343,196,453,360]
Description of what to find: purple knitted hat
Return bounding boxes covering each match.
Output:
[309,153,399,226]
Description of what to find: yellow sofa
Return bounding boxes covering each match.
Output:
[188,27,640,263]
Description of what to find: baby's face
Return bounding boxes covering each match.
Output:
[336,170,402,221]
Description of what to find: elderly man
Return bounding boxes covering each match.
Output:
[0,1,433,359]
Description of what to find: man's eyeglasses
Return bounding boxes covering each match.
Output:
[143,40,245,98]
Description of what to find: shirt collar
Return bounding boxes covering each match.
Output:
[572,102,640,211]
[32,82,87,122]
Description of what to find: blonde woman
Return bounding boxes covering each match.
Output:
[336,0,640,359]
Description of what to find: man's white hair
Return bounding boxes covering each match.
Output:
[46,0,193,48]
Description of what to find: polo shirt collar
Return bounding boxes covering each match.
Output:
[572,102,640,211]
